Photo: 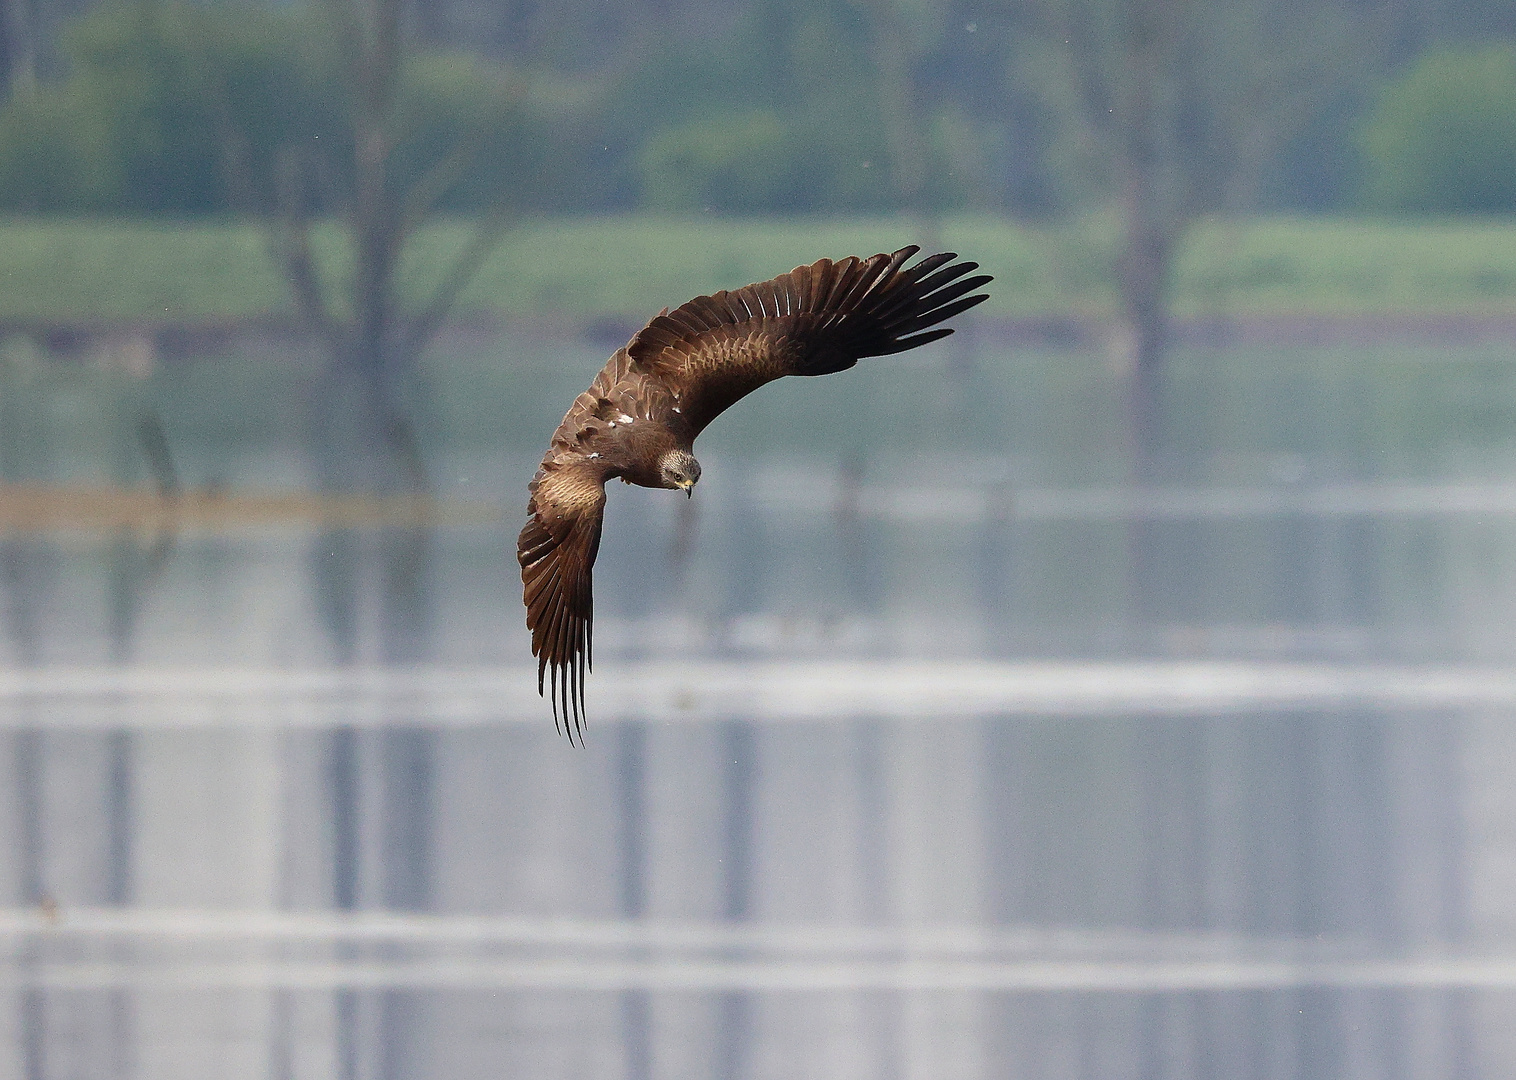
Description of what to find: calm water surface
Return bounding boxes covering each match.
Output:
[1,332,1515,1078]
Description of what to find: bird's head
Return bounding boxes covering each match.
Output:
[658,449,701,496]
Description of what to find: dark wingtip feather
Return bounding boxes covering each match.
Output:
[874,326,955,355]
[900,291,992,335]
[845,251,992,359]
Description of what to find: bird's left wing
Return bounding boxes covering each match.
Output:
[627,246,991,435]
[518,458,607,744]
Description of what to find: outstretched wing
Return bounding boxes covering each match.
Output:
[518,460,607,744]
[627,246,991,435]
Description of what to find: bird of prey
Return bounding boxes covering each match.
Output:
[519,246,992,741]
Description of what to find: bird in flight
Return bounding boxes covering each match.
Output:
[518,246,992,741]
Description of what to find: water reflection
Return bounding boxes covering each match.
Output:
[1,335,1516,1076]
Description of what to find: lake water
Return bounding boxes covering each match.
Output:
[2,328,1516,1078]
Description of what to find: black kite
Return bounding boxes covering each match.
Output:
[519,246,992,741]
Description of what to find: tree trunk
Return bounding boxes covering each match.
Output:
[1116,218,1175,483]
[1116,211,1180,649]
[1113,0,1178,483]
[346,0,428,494]
[0,0,35,100]
[1115,49,1182,648]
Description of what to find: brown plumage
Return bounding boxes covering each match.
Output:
[518,246,992,741]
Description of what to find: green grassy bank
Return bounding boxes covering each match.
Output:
[4,214,1516,325]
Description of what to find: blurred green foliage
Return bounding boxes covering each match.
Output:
[0,4,328,211]
[0,2,525,213]
[1360,43,1516,213]
[0,0,1015,216]
[623,3,896,212]
[0,1,1512,219]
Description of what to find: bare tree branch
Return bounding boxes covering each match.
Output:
[399,207,515,366]
[201,0,548,493]
[191,21,345,356]
[273,148,344,354]
[396,139,478,247]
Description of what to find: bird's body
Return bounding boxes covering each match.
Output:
[520,246,991,740]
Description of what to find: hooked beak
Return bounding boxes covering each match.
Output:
[682,482,694,498]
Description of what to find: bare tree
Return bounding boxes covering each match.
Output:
[208,0,522,493]
[1022,0,1376,472]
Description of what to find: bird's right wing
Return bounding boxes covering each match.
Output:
[627,246,991,436]
[518,459,607,744]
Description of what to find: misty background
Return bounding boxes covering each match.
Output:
[2,0,1516,1078]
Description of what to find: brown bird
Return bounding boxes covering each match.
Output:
[518,246,992,741]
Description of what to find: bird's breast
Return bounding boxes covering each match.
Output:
[606,420,684,489]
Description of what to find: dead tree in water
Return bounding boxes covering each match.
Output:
[1026,0,1375,476]
[212,0,521,492]
[303,0,512,492]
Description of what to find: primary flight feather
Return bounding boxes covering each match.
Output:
[518,246,992,742]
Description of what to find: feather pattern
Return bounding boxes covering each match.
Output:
[518,462,605,744]
[519,247,991,740]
